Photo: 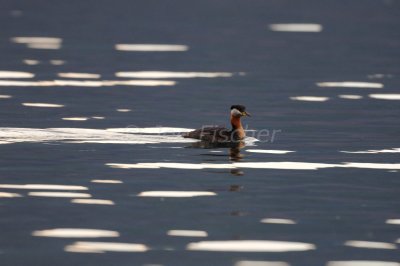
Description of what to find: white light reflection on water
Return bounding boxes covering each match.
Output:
[106,127,194,133]
[22,103,64,108]
[32,228,119,238]
[386,219,400,225]
[327,261,400,266]
[115,44,188,52]
[0,192,22,198]
[0,80,175,87]
[344,240,396,249]
[11,37,62,49]
[290,96,329,102]
[269,23,322,32]
[0,184,87,190]
[338,95,363,100]
[0,71,34,78]
[341,148,400,154]
[260,218,296,224]
[167,230,208,237]
[0,95,12,99]
[342,162,400,170]
[235,261,290,266]
[11,37,62,44]
[107,162,400,170]
[27,43,61,49]
[65,241,149,253]
[91,180,123,184]
[246,150,295,154]
[317,82,383,88]
[50,60,65,65]
[186,240,316,252]
[0,127,196,145]
[369,94,400,100]
[29,192,91,198]
[23,59,40,65]
[71,199,115,205]
[116,71,233,79]
[62,117,88,121]
[116,109,131,112]
[57,73,101,79]
[138,191,216,197]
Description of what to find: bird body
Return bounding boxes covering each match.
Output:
[182,105,250,144]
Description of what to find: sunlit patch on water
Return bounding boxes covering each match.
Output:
[107,162,331,170]
[108,163,234,169]
[368,74,393,79]
[167,230,208,237]
[28,192,91,198]
[235,261,290,266]
[0,71,34,78]
[116,109,131,112]
[32,228,119,238]
[246,150,294,154]
[115,44,189,52]
[11,36,62,49]
[0,80,176,87]
[107,162,400,170]
[0,127,197,145]
[22,103,64,108]
[340,148,400,154]
[260,218,296,224]
[386,219,400,225]
[62,117,89,121]
[316,82,383,88]
[0,95,12,99]
[92,116,105,120]
[0,184,87,190]
[65,241,149,253]
[23,59,40,65]
[338,95,363,100]
[369,94,400,100]
[326,261,400,266]
[106,127,194,134]
[290,96,329,102]
[269,23,322,32]
[50,60,65,65]
[342,162,400,170]
[343,240,396,249]
[57,73,101,79]
[0,80,175,87]
[186,240,316,252]
[115,71,233,79]
[91,180,123,184]
[71,199,115,205]
[0,192,22,198]
[137,191,217,197]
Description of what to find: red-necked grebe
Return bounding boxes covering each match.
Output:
[183,105,250,143]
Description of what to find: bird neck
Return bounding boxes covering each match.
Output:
[230,115,245,139]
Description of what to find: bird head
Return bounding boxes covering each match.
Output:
[230,105,251,117]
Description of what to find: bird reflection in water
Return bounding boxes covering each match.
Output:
[229,142,245,176]
[187,140,246,176]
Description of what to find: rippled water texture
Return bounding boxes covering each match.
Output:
[0,0,399,266]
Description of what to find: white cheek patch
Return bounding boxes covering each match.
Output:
[231,108,242,116]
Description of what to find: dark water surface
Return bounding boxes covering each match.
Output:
[0,1,399,265]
